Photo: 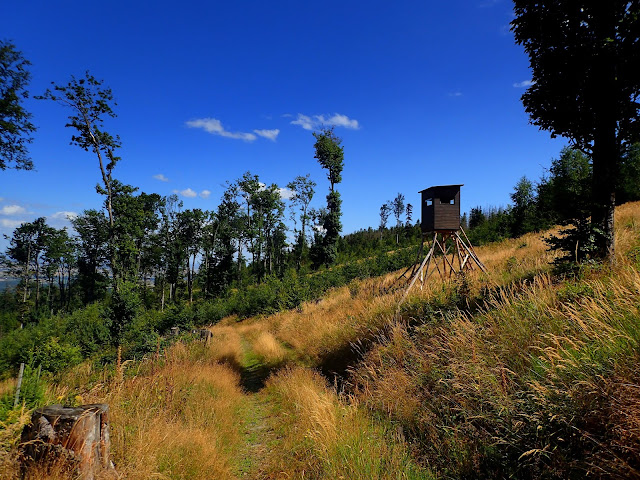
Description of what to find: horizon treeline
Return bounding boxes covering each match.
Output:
[4,144,640,325]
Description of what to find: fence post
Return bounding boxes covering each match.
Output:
[14,362,25,408]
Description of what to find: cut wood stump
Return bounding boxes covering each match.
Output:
[20,403,115,480]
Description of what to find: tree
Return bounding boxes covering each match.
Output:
[177,208,206,303]
[405,203,413,226]
[537,147,592,223]
[156,194,183,308]
[41,227,74,311]
[537,148,599,263]
[510,176,537,236]
[72,210,110,304]
[392,193,405,244]
[618,142,640,204]
[468,207,486,230]
[287,174,316,270]
[313,127,344,267]
[0,40,36,171]
[379,202,392,238]
[38,73,121,277]
[208,187,240,295]
[4,218,55,312]
[511,1,640,261]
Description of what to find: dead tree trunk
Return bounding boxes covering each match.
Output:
[20,404,114,480]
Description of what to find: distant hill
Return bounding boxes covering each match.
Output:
[0,278,19,291]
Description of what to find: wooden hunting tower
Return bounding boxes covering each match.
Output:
[397,183,486,303]
[419,184,462,233]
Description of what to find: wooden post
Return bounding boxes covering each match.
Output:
[14,362,25,408]
[116,345,123,383]
[20,404,115,480]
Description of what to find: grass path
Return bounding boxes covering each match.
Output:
[232,332,282,478]
[235,393,273,478]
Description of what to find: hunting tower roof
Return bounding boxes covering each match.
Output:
[418,184,464,195]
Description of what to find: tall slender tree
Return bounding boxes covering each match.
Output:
[287,174,316,270]
[379,202,392,239]
[313,127,344,267]
[405,203,413,226]
[392,193,405,244]
[38,73,122,278]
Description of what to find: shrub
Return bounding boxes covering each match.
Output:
[65,303,111,356]
[32,337,82,374]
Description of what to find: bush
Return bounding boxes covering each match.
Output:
[65,303,111,356]
[32,337,82,374]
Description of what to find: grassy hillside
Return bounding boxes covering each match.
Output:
[2,202,640,479]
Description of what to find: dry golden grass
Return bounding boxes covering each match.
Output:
[204,323,245,368]
[261,366,429,479]
[0,378,16,398]
[250,331,288,365]
[80,342,248,480]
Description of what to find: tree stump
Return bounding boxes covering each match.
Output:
[20,403,114,480]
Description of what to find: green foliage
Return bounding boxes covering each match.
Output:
[545,219,606,266]
[65,302,111,356]
[313,128,345,268]
[618,142,640,204]
[0,365,46,422]
[466,206,512,245]
[511,1,640,259]
[109,280,142,344]
[37,72,121,168]
[510,176,537,236]
[32,337,82,374]
[122,309,161,358]
[313,127,344,189]
[537,147,592,223]
[0,39,36,171]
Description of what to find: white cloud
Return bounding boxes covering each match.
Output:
[173,188,198,198]
[291,114,316,130]
[0,218,24,229]
[50,211,78,221]
[513,80,536,88]
[199,190,211,199]
[324,114,359,129]
[253,129,280,141]
[278,187,296,200]
[153,173,169,182]
[448,91,463,97]
[186,118,257,142]
[291,113,361,131]
[0,205,27,216]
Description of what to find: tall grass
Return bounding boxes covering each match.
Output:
[350,202,640,478]
[261,366,431,479]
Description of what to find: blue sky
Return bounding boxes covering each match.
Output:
[0,0,567,249]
